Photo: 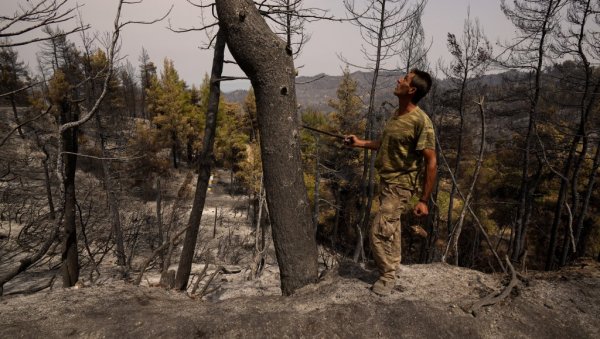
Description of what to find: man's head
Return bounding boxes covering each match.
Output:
[409,69,432,104]
[394,69,432,104]
[410,68,432,104]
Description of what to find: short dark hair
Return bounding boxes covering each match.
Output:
[410,69,432,104]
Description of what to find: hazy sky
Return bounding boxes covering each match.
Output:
[5,0,515,91]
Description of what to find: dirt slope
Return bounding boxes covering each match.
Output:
[1,259,598,338]
[1,167,598,338]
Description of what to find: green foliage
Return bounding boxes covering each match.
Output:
[328,66,365,134]
[237,140,261,195]
[85,49,124,115]
[300,108,328,159]
[296,68,368,249]
[128,120,171,176]
[47,69,70,106]
[304,172,316,205]
[435,189,451,225]
[146,58,201,165]
[235,88,261,195]
[186,74,211,154]
[215,102,249,171]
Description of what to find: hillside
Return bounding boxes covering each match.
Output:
[1,168,599,338]
[1,258,599,338]
[2,70,598,338]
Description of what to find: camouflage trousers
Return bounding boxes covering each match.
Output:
[369,182,412,283]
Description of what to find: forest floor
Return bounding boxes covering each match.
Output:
[1,169,599,338]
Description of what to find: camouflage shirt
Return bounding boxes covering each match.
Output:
[375,106,436,190]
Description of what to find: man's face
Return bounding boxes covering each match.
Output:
[393,72,416,98]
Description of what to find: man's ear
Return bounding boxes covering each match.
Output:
[408,86,417,95]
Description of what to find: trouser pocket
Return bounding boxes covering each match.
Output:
[372,184,412,239]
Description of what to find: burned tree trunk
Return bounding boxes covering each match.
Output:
[60,101,79,287]
[174,29,225,291]
[215,0,318,295]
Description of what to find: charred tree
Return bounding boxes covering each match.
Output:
[174,29,225,291]
[59,100,79,287]
[78,24,128,268]
[500,0,566,264]
[215,0,318,295]
[551,0,599,268]
[443,11,491,237]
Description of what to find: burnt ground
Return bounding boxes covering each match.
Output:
[1,167,599,338]
[0,258,599,338]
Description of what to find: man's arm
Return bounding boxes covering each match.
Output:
[344,134,381,150]
[414,148,437,217]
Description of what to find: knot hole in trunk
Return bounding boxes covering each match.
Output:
[280,86,288,96]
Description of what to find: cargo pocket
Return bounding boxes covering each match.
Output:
[373,194,402,239]
[372,185,412,239]
[374,213,400,239]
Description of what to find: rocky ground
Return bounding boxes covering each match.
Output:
[1,170,599,338]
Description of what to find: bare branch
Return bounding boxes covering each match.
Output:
[0,0,88,47]
[0,218,60,295]
[467,256,519,316]
[0,80,41,98]
[168,21,219,34]
[214,76,249,82]
[59,151,145,162]
[295,74,326,84]
[118,4,172,30]
[134,225,190,286]
[0,105,52,148]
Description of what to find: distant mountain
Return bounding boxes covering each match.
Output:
[222,70,404,114]
[223,89,248,106]
[222,70,514,114]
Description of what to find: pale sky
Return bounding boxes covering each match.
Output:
[5,0,515,91]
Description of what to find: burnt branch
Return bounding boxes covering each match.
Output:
[0,0,87,47]
[467,256,520,316]
[0,105,52,148]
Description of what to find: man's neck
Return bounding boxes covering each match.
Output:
[396,97,417,116]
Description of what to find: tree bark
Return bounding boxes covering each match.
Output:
[356,1,386,262]
[174,29,226,291]
[60,102,79,287]
[216,0,318,295]
[94,112,127,267]
[447,76,467,236]
[574,138,600,257]
[313,135,320,228]
[52,0,125,287]
[511,12,549,264]
[10,95,25,138]
[552,0,596,265]
[103,149,126,266]
[37,141,56,221]
[561,77,600,265]
[156,177,164,263]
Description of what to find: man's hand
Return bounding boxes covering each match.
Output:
[413,201,429,217]
[343,134,359,147]
[343,135,380,150]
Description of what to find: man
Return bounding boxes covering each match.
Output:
[345,69,437,296]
